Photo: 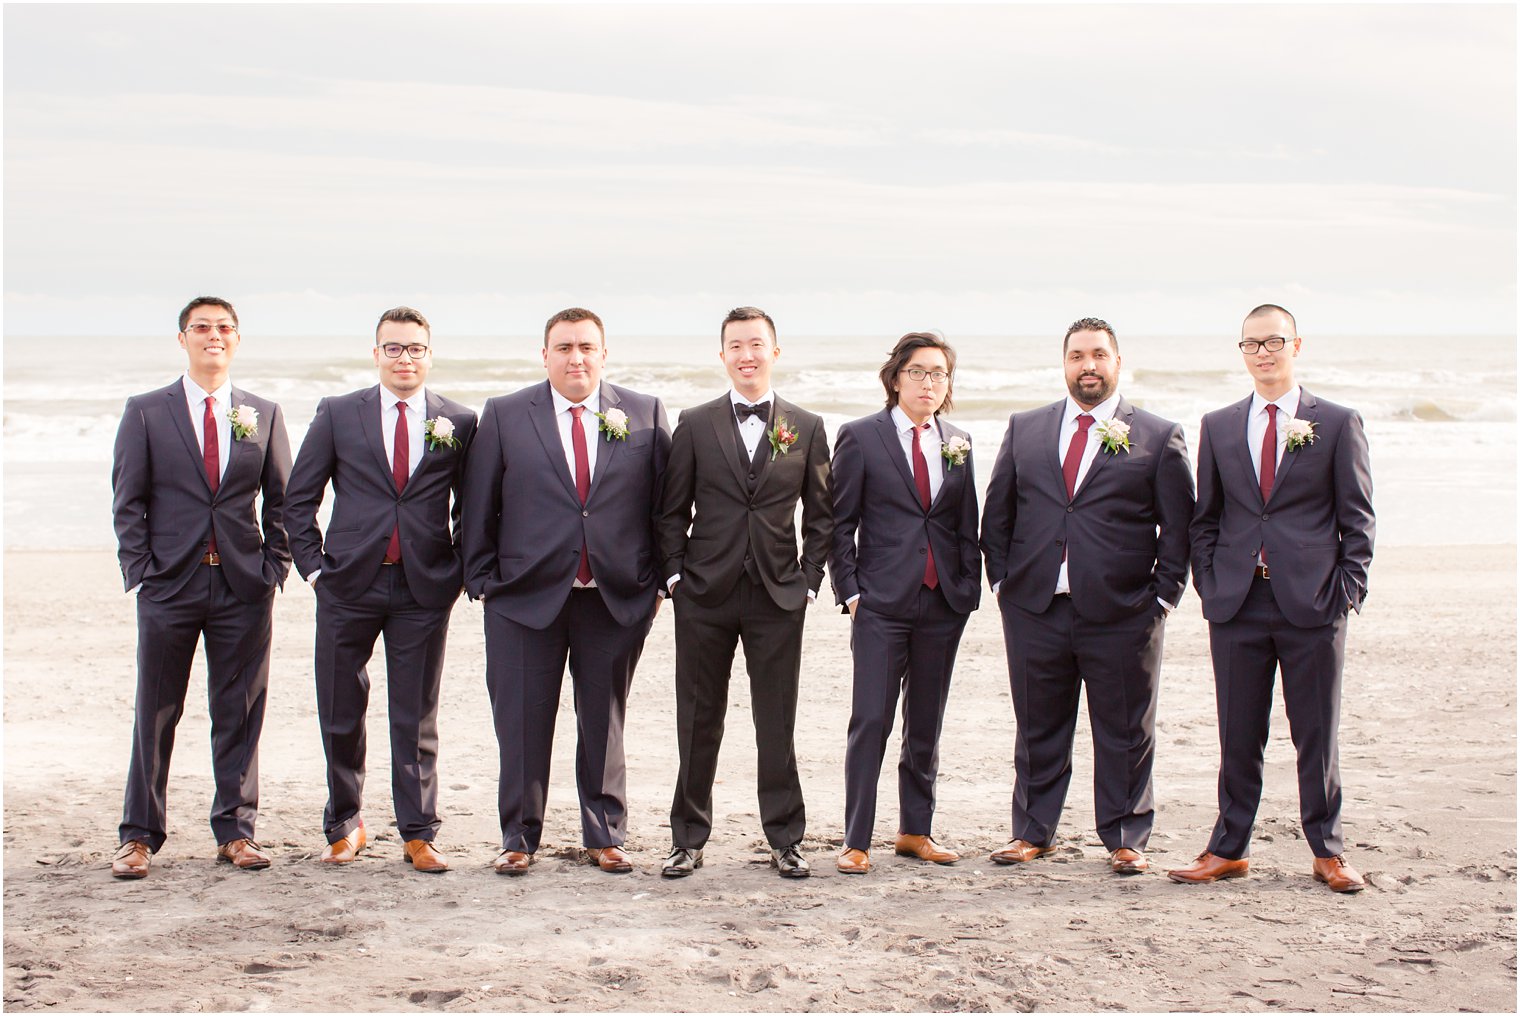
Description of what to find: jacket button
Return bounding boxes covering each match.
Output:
[583,510,590,518]
[1055,539,1063,547]
[1066,506,1074,513]
[1261,513,1269,521]
[919,547,926,555]
[748,473,756,481]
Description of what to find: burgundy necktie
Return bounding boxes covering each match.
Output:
[203,396,219,556]
[1062,413,1094,500]
[1259,403,1277,566]
[911,423,938,590]
[385,402,408,564]
[571,406,593,584]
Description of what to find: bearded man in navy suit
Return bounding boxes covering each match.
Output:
[1168,304,1374,893]
[463,307,671,876]
[981,317,1193,876]
[110,296,291,878]
[286,306,477,873]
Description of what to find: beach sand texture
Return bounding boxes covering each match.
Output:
[2,544,1514,1012]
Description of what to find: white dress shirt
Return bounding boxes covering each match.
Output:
[550,385,601,588]
[381,387,427,480]
[891,405,945,502]
[1054,392,1121,596]
[182,374,232,480]
[729,388,774,460]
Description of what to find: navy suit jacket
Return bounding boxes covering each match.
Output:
[462,380,671,629]
[1191,387,1374,628]
[112,378,292,603]
[286,385,477,610]
[829,410,981,617]
[980,396,1194,623]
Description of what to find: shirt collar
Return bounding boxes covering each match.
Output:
[1064,391,1121,424]
[729,388,774,409]
[1250,386,1301,419]
[890,405,936,436]
[183,374,232,407]
[381,386,427,416]
[551,384,598,416]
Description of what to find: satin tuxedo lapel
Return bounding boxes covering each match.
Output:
[165,383,211,491]
[708,401,752,492]
[527,381,580,503]
[587,382,621,501]
[1073,398,1134,499]
[752,397,800,500]
[1268,388,1317,500]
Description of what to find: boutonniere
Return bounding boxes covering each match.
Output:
[595,407,630,441]
[1283,417,1316,451]
[768,417,799,461]
[424,416,459,450]
[1094,418,1130,455]
[941,434,970,468]
[228,404,259,441]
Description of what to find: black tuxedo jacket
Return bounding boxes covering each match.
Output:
[462,380,672,629]
[286,386,477,610]
[112,378,292,603]
[657,393,833,611]
[980,396,1194,623]
[1191,387,1375,628]
[829,410,981,617]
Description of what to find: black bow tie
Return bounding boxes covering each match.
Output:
[735,401,770,422]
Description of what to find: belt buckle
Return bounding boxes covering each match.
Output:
[1257,563,1270,580]
[203,551,221,566]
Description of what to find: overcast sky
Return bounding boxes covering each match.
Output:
[4,3,1514,337]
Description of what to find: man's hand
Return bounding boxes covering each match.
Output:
[652,596,664,620]
[847,599,858,619]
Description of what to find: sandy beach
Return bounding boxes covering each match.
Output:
[2,544,1514,1012]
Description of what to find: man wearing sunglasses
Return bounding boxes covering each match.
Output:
[286,307,477,873]
[1169,304,1375,893]
[110,297,292,878]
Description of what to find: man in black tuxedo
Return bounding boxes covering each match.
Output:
[463,308,671,876]
[1168,304,1375,893]
[657,306,833,879]
[110,297,291,878]
[830,332,982,875]
[286,307,477,873]
[981,317,1193,876]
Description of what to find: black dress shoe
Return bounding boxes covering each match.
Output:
[661,846,703,878]
[770,843,811,878]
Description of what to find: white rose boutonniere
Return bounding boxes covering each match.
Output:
[1094,418,1130,454]
[941,434,970,468]
[228,404,259,441]
[1283,417,1316,451]
[424,416,459,450]
[596,407,630,441]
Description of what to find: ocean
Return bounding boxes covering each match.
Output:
[3,333,1512,550]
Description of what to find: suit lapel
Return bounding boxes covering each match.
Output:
[587,382,620,501]
[223,386,259,485]
[1074,398,1131,498]
[528,381,580,502]
[1040,402,1068,501]
[709,397,751,492]
[165,382,212,492]
[750,397,793,499]
[1227,394,1263,508]
[929,418,962,512]
[873,410,920,509]
[356,386,393,482]
[1268,386,1315,500]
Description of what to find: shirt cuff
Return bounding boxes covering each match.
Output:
[308,570,321,586]
[806,588,817,604]
[1156,596,1175,614]
[666,573,680,593]
[845,593,860,606]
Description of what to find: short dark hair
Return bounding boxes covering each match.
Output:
[375,306,431,341]
[544,307,605,346]
[178,297,238,333]
[1062,316,1118,354]
[879,332,957,414]
[720,306,776,346]
[1245,303,1297,335]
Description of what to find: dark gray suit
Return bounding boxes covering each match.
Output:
[462,380,671,852]
[112,378,291,850]
[981,396,1193,851]
[286,386,477,844]
[1191,387,1374,859]
[830,410,981,851]
[656,393,833,850]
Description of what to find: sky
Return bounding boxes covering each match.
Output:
[3,3,1515,337]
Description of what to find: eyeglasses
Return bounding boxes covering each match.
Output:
[1238,337,1289,354]
[900,368,950,384]
[185,323,238,337]
[378,343,431,359]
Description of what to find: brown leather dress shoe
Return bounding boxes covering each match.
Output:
[1109,847,1149,875]
[320,823,367,864]
[493,849,532,875]
[1166,851,1248,884]
[990,839,1052,865]
[216,838,272,870]
[404,839,448,873]
[1312,855,1366,893]
[895,834,960,865]
[837,848,871,874]
[585,845,633,873]
[111,840,152,879]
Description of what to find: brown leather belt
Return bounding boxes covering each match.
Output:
[201,552,221,566]
[1254,564,1270,580]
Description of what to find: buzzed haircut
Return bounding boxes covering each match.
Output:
[178,297,238,333]
[720,306,776,346]
[375,306,431,340]
[1245,303,1297,336]
[1062,316,1118,354]
[544,307,605,345]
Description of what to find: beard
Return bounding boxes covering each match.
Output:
[1067,371,1116,406]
